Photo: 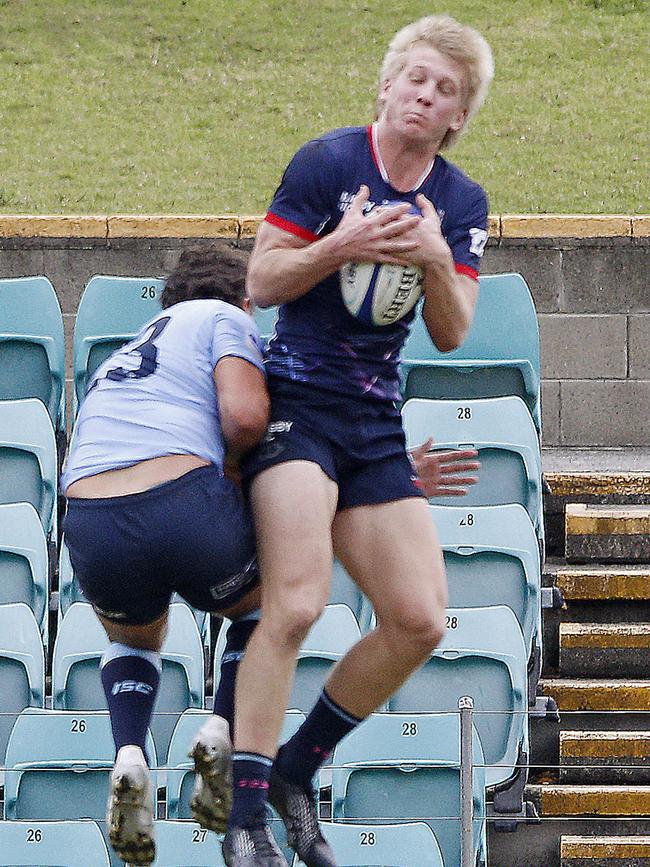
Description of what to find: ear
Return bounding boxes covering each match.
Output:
[242,296,252,314]
[379,77,392,100]
[449,107,468,132]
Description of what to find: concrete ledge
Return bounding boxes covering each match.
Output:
[540,679,650,711]
[501,215,633,238]
[554,567,650,601]
[562,834,650,863]
[566,505,650,563]
[106,215,239,238]
[0,214,645,240]
[560,625,650,677]
[547,474,650,498]
[561,624,650,649]
[0,215,108,238]
[562,731,650,759]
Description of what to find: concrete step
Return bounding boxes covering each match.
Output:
[560,731,650,784]
[555,565,650,602]
[541,678,650,713]
[565,504,650,564]
[561,835,650,865]
[529,784,650,817]
[560,623,650,678]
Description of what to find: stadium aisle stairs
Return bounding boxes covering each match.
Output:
[489,448,650,867]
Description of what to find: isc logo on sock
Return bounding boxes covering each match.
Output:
[112,680,154,696]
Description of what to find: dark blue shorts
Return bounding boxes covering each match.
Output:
[63,466,259,625]
[242,379,424,510]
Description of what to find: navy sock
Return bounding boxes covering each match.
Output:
[276,689,363,788]
[229,751,273,829]
[100,643,161,764]
[213,613,259,738]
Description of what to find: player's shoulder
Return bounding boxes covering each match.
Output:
[165,299,256,332]
[298,125,368,160]
[429,154,488,217]
[434,154,486,199]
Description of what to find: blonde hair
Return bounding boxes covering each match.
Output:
[378,15,494,149]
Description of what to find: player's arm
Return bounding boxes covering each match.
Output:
[413,193,478,352]
[213,357,270,459]
[247,186,421,309]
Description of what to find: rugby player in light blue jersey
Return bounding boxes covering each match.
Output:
[223,15,494,867]
[62,243,480,867]
[61,244,270,866]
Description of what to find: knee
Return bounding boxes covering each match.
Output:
[383,608,447,660]
[263,596,325,649]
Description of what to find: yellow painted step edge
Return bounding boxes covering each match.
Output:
[541,785,650,816]
[561,731,650,758]
[562,835,650,859]
[561,623,650,649]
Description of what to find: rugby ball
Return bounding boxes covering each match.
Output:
[340,260,424,326]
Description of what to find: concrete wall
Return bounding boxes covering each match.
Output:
[0,215,648,447]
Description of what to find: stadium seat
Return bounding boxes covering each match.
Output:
[0,398,58,541]
[429,503,542,697]
[0,502,49,643]
[212,604,361,715]
[331,712,487,867]
[153,820,227,866]
[252,302,278,344]
[52,601,204,762]
[167,709,306,821]
[4,708,157,821]
[400,273,541,431]
[72,274,165,409]
[402,396,543,537]
[0,603,45,766]
[292,821,444,867]
[388,606,529,801]
[0,275,66,440]
[0,819,111,866]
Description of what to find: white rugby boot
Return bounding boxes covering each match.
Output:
[189,713,233,833]
[107,744,155,866]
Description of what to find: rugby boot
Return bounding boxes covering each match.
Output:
[189,714,233,834]
[107,744,155,866]
[222,816,289,866]
[268,768,337,867]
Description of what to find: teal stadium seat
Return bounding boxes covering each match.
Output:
[292,821,444,867]
[388,606,529,805]
[152,820,227,866]
[0,603,45,766]
[4,708,157,821]
[251,303,278,345]
[402,396,543,542]
[429,503,542,702]
[52,601,204,762]
[0,398,58,541]
[331,712,487,867]
[72,274,164,409]
[0,502,49,644]
[400,273,541,432]
[0,819,111,866]
[0,276,66,441]
[212,604,361,716]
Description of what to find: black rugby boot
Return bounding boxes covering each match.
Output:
[222,817,288,867]
[268,768,337,867]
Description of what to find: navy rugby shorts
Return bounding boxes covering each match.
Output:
[63,465,258,625]
[242,378,424,509]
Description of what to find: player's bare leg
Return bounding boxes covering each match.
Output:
[223,461,337,867]
[269,497,445,867]
[99,612,168,866]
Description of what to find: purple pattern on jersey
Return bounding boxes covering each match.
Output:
[265,125,488,401]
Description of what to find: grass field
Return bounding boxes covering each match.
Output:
[0,0,647,215]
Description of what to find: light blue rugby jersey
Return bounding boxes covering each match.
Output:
[61,299,265,488]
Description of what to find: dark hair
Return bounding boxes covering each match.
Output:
[161,242,248,310]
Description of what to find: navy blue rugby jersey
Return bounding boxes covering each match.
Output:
[264,123,488,402]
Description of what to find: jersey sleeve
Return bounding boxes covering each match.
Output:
[210,307,266,373]
[444,185,489,280]
[265,139,340,242]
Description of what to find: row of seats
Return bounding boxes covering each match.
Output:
[0,269,543,866]
[1,708,482,867]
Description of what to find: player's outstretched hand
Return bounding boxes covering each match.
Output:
[410,438,480,497]
[334,185,421,265]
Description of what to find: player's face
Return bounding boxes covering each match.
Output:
[380,44,468,145]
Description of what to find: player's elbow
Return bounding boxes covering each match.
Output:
[246,263,276,309]
[223,399,270,453]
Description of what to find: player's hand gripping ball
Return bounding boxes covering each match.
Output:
[340,201,424,327]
